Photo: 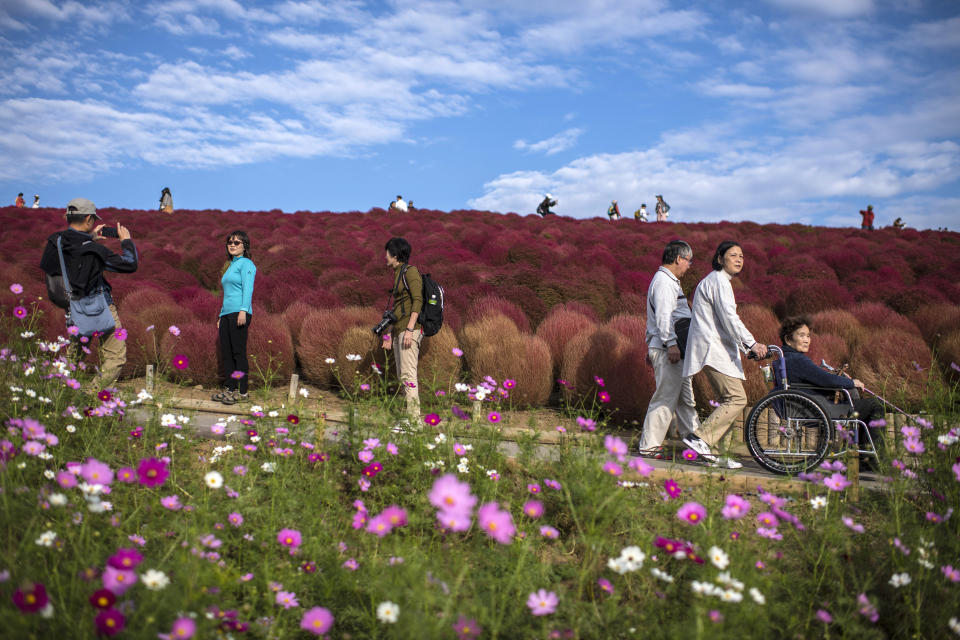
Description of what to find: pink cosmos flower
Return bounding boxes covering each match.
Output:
[115,467,135,484]
[594,375,605,387]
[137,457,169,487]
[664,478,682,499]
[451,347,463,357]
[382,505,408,528]
[342,558,358,571]
[429,474,477,515]
[816,609,833,624]
[22,441,45,456]
[842,516,865,533]
[451,615,481,640]
[165,618,196,640]
[436,509,472,532]
[9,283,23,294]
[903,437,925,454]
[676,501,707,525]
[823,473,851,491]
[523,500,544,518]
[13,306,28,319]
[277,528,302,551]
[366,514,393,537]
[276,590,299,609]
[301,607,334,635]
[211,424,226,435]
[721,494,751,520]
[102,566,137,595]
[478,502,516,544]
[540,525,560,539]
[81,457,114,485]
[526,589,558,616]
[709,610,723,623]
[597,578,614,594]
[756,526,783,540]
[228,512,244,527]
[857,593,879,622]
[598,390,611,403]
[108,548,143,570]
[576,416,596,431]
[602,461,623,476]
[358,449,374,463]
[756,512,779,528]
[527,483,541,493]
[487,411,501,424]
[628,457,654,477]
[168,325,180,336]
[941,565,960,582]
[604,435,628,461]
[114,328,127,341]
[387,442,399,455]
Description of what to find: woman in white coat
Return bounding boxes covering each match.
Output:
[682,241,768,468]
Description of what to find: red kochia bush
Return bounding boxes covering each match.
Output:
[809,309,864,348]
[850,328,932,405]
[779,280,854,317]
[470,330,553,408]
[247,313,295,388]
[282,301,317,349]
[466,295,531,333]
[851,302,922,339]
[910,303,960,347]
[938,330,960,382]
[296,306,377,386]
[535,307,598,377]
[805,333,851,371]
[418,325,463,393]
[160,321,220,386]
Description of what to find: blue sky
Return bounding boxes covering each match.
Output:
[1,0,959,228]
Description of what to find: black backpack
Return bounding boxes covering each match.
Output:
[401,265,444,337]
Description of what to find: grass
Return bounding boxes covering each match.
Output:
[2,306,960,639]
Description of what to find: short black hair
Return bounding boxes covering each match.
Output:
[780,315,813,345]
[662,240,692,265]
[711,240,742,271]
[385,237,411,263]
[225,230,251,259]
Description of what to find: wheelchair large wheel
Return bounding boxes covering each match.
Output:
[745,389,832,475]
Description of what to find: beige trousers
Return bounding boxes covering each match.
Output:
[70,304,126,390]
[639,347,701,449]
[695,365,747,450]
[393,329,423,418]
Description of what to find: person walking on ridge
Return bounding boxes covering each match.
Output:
[634,204,648,222]
[159,187,174,213]
[655,195,670,222]
[859,204,874,230]
[607,200,622,220]
[537,193,557,217]
[15,193,25,207]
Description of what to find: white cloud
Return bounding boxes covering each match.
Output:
[514,128,584,155]
[901,16,960,49]
[763,0,875,18]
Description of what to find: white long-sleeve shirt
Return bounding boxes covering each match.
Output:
[682,269,756,380]
[645,266,691,349]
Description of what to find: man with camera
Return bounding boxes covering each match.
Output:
[377,237,423,419]
[638,240,712,460]
[40,198,138,391]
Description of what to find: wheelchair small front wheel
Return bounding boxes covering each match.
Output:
[745,389,832,475]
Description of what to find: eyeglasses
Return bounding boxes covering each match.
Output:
[679,256,693,263]
[226,240,243,246]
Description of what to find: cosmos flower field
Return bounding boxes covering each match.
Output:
[1,206,959,637]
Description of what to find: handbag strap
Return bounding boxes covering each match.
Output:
[55,235,75,303]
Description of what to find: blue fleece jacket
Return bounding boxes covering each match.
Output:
[219,256,256,317]
[775,344,854,389]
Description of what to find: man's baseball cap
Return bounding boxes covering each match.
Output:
[66,198,101,220]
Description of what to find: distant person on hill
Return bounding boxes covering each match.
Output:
[159,187,174,213]
[15,193,25,207]
[634,204,648,222]
[607,200,621,220]
[859,204,874,230]
[892,217,905,230]
[655,195,670,222]
[39,198,139,391]
[408,200,416,211]
[212,230,256,405]
[682,240,768,469]
[638,240,711,460]
[389,195,408,212]
[537,193,557,217]
[382,237,423,420]
[32,195,40,209]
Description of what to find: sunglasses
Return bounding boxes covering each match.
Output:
[226,240,243,246]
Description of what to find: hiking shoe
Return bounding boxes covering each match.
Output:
[710,457,743,470]
[220,390,239,405]
[211,389,230,402]
[681,434,712,457]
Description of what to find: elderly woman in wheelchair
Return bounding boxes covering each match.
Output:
[743,315,884,475]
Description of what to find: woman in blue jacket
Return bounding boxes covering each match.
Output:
[212,230,256,404]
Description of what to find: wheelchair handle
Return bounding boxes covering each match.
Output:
[747,345,780,361]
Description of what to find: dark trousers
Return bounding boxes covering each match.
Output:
[219,312,251,394]
[853,397,884,452]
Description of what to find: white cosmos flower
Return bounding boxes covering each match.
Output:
[43,470,56,480]
[261,462,276,473]
[141,569,170,590]
[325,358,336,364]
[49,493,67,506]
[376,601,399,623]
[35,530,57,547]
[40,602,54,618]
[889,572,912,587]
[691,581,712,595]
[709,546,729,570]
[810,496,827,509]
[948,617,960,635]
[651,567,674,583]
[346,354,362,361]
[721,589,744,602]
[619,546,646,572]
[268,410,279,418]
[299,388,309,397]
[204,471,224,489]
[749,587,766,604]
[65,425,76,433]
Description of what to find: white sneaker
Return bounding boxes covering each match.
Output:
[681,434,712,457]
[710,457,743,470]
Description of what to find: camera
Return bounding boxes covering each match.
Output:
[100,227,119,238]
[372,309,397,336]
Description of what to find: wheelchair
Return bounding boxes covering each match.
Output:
[743,345,880,475]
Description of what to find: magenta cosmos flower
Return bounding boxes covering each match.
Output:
[95,609,125,636]
[664,478,682,498]
[676,501,707,525]
[451,615,482,640]
[102,566,137,595]
[300,607,334,635]
[428,474,477,515]
[487,411,501,424]
[598,390,611,403]
[107,548,143,570]
[604,435,628,461]
[478,502,516,544]
[137,457,169,487]
[721,494,751,519]
[526,589,558,616]
[277,528,302,550]
[424,413,441,426]
[13,305,28,319]
[12,582,48,613]
[172,354,189,370]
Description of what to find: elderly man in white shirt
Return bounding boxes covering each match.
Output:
[682,241,768,469]
[638,241,712,459]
